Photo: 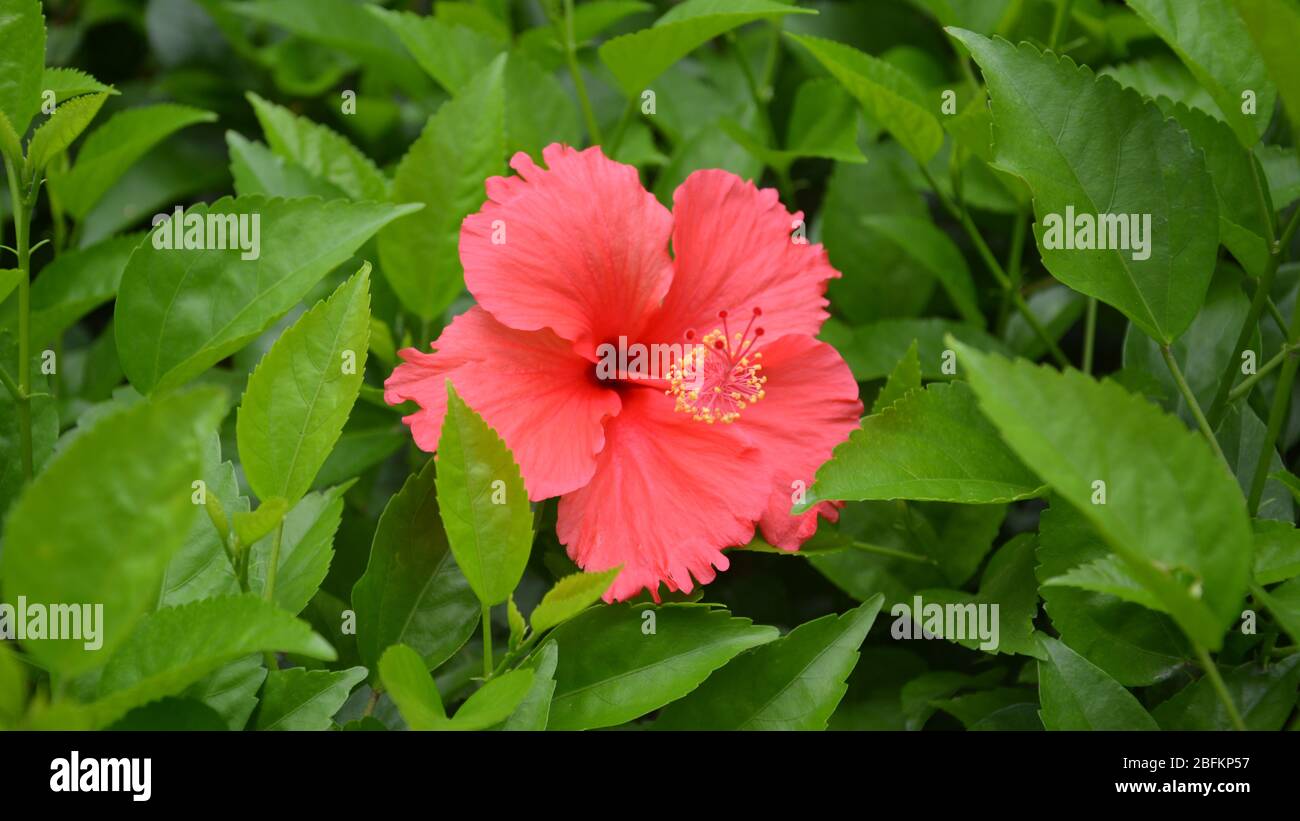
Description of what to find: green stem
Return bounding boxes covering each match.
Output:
[1228,342,1298,403]
[1161,345,1230,469]
[604,100,636,157]
[729,32,772,145]
[481,603,494,679]
[996,208,1028,334]
[4,156,32,481]
[849,540,935,565]
[1208,201,1300,427]
[1048,0,1075,51]
[1193,644,1246,731]
[1082,298,1098,375]
[562,0,602,145]
[262,520,284,602]
[921,166,1069,367]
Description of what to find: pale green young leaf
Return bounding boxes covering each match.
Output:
[237,265,370,506]
[953,342,1253,648]
[378,643,446,729]
[950,30,1218,344]
[232,497,288,547]
[50,104,216,219]
[0,0,45,134]
[0,386,226,677]
[248,484,350,615]
[378,56,504,320]
[1038,636,1159,730]
[24,92,109,180]
[447,668,534,730]
[546,604,778,730]
[352,457,479,678]
[529,567,621,635]
[436,383,533,606]
[115,196,417,393]
[802,381,1044,509]
[40,67,115,104]
[656,595,883,730]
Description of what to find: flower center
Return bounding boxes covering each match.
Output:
[666,308,767,424]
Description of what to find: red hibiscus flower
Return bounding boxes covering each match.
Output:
[385,144,862,601]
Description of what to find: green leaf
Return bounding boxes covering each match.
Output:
[953,342,1253,649]
[182,655,266,731]
[370,7,501,95]
[788,33,944,165]
[1253,578,1300,644]
[254,666,367,730]
[819,316,1010,382]
[1037,635,1159,730]
[24,92,109,180]
[1124,0,1274,147]
[0,386,226,676]
[378,643,446,729]
[803,381,1044,509]
[859,214,982,325]
[352,457,479,677]
[0,269,18,306]
[656,595,884,730]
[49,104,216,219]
[529,568,621,635]
[246,92,388,201]
[871,339,922,414]
[0,641,27,728]
[40,67,114,104]
[1157,99,1273,276]
[435,383,533,606]
[918,533,1044,656]
[237,265,370,506]
[1043,553,1163,612]
[0,0,45,134]
[0,110,21,168]
[950,29,1218,344]
[79,594,335,729]
[115,196,416,393]
[599,0,812,98]
[0,233,140,350]
[248,484,349,615]
[1233,0,1300,138]
[1153,655,1300,730]
[445,668,534,730]
[1253,518,1300,585]
[379,56,504,320]
[546,603,778,730]
[227,132,348,199]
[158,436,244,608]
[232,497,288,547]
[1037,499,1190,686]
[502,640,558,731]
[229,0,430,97]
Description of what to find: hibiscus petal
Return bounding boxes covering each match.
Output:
[460,144,674,356]
[644,169,838,344]
[557,387,767,602]
[385,306,621,500]
[740,334,863,550]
